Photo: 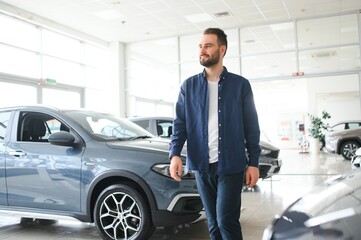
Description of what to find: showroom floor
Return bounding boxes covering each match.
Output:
[0,149,353,240]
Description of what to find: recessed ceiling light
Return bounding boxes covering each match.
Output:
[185,13,213,23]
[94,9,124,20]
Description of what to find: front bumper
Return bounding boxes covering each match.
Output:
[259,157,282,179]
[152,193,204,227]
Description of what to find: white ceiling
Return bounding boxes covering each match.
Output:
[0,0,361,43]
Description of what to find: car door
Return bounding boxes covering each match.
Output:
[0,110,12,205]
[5,110,84,212]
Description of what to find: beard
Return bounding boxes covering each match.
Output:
[199,49,221,67]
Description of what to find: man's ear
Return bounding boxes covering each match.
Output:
[220,45,227,57]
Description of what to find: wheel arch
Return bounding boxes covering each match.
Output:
[86,170,157,223]
[337,137,361,154]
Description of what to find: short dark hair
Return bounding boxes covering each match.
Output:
[203,28,228,55]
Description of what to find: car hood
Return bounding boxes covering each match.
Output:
[267,171,361,239]
[260,139,279,150]
[106,137,187,156]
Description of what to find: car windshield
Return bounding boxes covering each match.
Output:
[64,110,154,141]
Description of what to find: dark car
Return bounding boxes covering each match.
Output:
[263,170,361,240]
[0,106,203,240]
[325,121,361,160]
[129,116,282,180]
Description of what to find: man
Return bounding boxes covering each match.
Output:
[169,28,261,240]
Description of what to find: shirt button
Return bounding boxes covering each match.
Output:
[218,151,221,154]
[218,97,221,99]
[219,124,221,126]
[219,110,221,112]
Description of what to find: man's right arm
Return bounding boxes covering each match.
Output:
[169,156,183,181]
[169,84,187,181]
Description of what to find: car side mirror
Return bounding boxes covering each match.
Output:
[48,131,75,147]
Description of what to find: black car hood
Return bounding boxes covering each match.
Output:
[260,139,279,151]
[106,137,187,156]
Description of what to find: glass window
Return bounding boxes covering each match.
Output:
[0,45,41,78]
[126,37,179,103]
[240,22,295,55]
[299,46,360,74]
[42,88,81,108]
[180,61,202,82]
[18,112,64,142]
[42,56,83,86]
[180,33,199,62]
[0,111,11,141]
[241,51,297,79]
[135,101,156,117]
[223,29,239,58]
[85,66,105,89]
[0,13,40,51]
[42,29,81,62]
[0,82,37,107]
[224,57,240,75]
[131,120,150,132]
[84,43,109,68]
[298,14,359,49]
[156,120,173,138]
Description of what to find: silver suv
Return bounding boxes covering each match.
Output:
[325,121,361,160]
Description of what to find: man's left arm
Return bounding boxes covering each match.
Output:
[242,80,261,187]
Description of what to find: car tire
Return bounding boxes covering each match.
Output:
[94,184,154,240]
[340,141,361,160]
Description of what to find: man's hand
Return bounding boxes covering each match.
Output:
[245,166,259,188]
[170,156,183,181]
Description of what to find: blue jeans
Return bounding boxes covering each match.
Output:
[195,162,244,240]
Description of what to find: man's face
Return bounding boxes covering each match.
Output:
[199,34,222,68]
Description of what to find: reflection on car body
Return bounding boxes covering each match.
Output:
[128,116,282,180]
[263,171,361,240]
[0,105,204,240]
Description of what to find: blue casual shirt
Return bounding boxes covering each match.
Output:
[169,67,261,175]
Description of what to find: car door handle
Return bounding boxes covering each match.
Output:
[8,151,27,157]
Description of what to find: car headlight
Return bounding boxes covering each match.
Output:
[260,148,271,155]
[152,164,195,179]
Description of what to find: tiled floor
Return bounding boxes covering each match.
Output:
[0,149,352,240]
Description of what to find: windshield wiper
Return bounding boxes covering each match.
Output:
[127,135,153,140]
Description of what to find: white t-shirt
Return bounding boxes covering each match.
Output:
[207,80,219,163]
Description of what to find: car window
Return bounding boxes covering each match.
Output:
[331,123,346,131]
[18,112,64,142]
[0,111,11,141]
[132,120,151,132]
[347,122,361,129]
[331,122,361,131]
[64,111,153,141]
[156,120,173,137]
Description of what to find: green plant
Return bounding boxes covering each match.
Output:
[308,110,331,140]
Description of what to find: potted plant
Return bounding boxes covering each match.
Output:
[308,110,331,153]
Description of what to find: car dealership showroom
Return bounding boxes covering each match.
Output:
[1,0,361,239]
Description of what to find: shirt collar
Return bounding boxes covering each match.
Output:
[202,66,228,81]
